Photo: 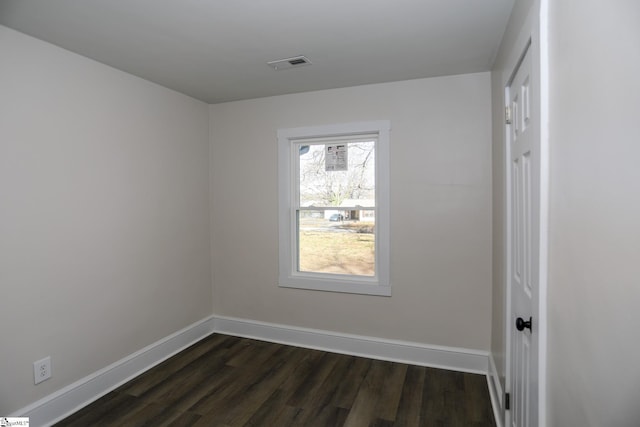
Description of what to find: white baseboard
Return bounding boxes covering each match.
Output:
[212,315,489,374]
[488,353,505,427]
[15,314,492,427]
[12,315,216,427]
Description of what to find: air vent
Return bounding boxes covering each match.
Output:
[267,55,312,70]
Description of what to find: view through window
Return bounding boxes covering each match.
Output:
[297,139,376,276]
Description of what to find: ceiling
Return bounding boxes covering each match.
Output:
[0,0,514,104]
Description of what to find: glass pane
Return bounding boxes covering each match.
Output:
[298,210,375,276]
[298,140,375,208]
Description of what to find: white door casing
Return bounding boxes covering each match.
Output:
[506,42,539,427]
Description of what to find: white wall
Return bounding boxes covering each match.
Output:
[547,1,640,426]
[0,26,212,414]
[210,73,493,350]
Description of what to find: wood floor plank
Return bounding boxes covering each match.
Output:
[371,418,396,427]
[331,355,372,410]
[118,402,168,427]
[55,391,138,427]
[375,362,408,422]
[393,365,425,427]
[241,388,289,426]
[421,367,451,427]
[188,343,291,420]
[54,335,496,427]
[320,406,350,427]
[120,403,201,427]
[290,352,349,413]
[286,351,341,408]
[185,341,285,414]
[153,364,236,414]
[119,334,232,397]
[133,343,232,406]
[293,353,355,426]
[342,359,390,427]
[243,347,327,426]
[224,338,274,367]
[464,372,496,426]
[200,345,306,425]
[263,404,306,427]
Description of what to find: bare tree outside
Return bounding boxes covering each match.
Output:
[299,141,375,207]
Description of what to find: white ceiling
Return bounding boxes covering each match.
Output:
[0,0,514,104]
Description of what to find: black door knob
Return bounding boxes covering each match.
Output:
[516,316,532,332]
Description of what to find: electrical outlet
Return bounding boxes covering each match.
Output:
[33,356,51,384]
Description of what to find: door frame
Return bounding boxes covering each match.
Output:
[501,1,549,426]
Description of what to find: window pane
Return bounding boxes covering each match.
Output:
[298,141,375,208]
[298,210,375,276]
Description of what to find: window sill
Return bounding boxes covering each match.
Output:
[278,277,391,297]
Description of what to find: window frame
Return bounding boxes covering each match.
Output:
[278,121,391,296]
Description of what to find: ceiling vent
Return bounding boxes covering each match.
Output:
[267,56,312,70]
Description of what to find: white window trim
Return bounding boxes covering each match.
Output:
[278,120,391,297]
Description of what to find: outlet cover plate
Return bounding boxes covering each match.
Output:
[34,356,51,384]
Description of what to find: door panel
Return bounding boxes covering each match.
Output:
[508,44,539,427]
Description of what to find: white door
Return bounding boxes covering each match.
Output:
[507,43,539,427]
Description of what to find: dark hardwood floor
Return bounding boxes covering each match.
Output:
[54,334,496,427]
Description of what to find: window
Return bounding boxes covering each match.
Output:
[278,121,390,296]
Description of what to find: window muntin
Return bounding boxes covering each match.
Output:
[278,121,390,296]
